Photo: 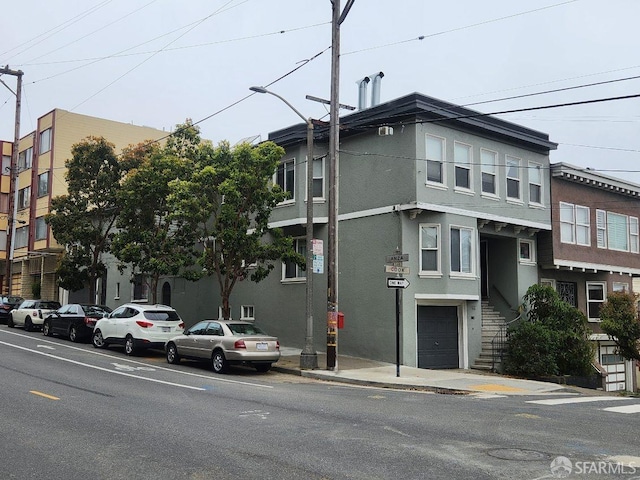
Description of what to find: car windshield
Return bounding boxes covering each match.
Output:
[144,311,181,321]
[39,302,61,309]
[227,323,266,336]
[2,296,23,304]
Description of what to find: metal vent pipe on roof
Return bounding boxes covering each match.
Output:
[356,76,370,110]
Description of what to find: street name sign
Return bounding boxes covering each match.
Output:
[387,277,410,289]
[386,253,409,263]
[385,265,410,275]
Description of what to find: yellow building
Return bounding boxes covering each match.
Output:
[1,109,167,300]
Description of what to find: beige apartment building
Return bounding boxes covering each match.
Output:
[1,109,167,300]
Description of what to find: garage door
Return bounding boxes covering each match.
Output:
[601,344,626,392]
[417,305,459,369]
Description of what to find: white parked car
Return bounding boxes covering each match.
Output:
[92,303,184,355]
[8,300,62,331]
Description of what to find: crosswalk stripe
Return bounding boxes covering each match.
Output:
[602,404,640,414]
[526,396,632,405]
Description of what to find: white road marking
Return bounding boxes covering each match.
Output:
[239,410,270,419]
[0,339,205,391]
[111,363,156,372]
[0,328,273,389]
[471,393,507,399]
[526,396,631,405]
[36,345,55,350]
[602,404,640,414]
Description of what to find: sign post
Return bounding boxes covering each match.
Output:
[386,252,409,377]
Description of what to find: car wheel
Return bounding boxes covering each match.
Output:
[124,335,137,356]
[92,329,107,349]
[7,315,14,328]
[43,321,53,337]
[166,343,180,364]
[24,317,33,332]
[254,363,272,373]
[212,350,228,374]
[69,326,79,342]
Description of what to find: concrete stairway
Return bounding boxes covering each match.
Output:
[471,301,507,372]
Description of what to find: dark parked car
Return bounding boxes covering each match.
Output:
[0,296,24,324]
[43,304,112,342]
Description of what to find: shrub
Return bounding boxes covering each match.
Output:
[600,291,640,362]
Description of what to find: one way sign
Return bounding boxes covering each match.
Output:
[387,277,410,289]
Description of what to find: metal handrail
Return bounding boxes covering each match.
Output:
[491,313,521,372]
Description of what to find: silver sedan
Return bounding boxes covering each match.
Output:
[165,320,280,373]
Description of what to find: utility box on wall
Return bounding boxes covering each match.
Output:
[337,311,345,329]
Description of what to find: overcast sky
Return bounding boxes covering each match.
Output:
[2,0,639,182]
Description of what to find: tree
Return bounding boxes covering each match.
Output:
[111,124,201,304]
[168,139,304,319]
[504,284,595,377]
[46,137,126,302]
[600,291,640,362]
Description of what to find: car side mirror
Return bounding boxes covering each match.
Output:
[183,330,190,336]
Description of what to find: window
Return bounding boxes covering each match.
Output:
[0,193,8,213]
[0,230,6,250]
[306,157,324,199]
[519,239,535,264]
[132,274,148,301]
[18,147,33,171]
[559,202,575,244]
[557,281,577,307]
[115,282,120,300]
[15,226,28,249]
[529,162,542,204]
[18,186,30,209]
[630,217,639,253]
[35,217,47,240]
[39,128,52,153]
[2,154,10,174]
[480,149,497,195]
[586,282,606,321]
[607,212,629,251]
[613,282,628,292]
[425,134,445,185]
[38,172,50,197]
[276,159,295,202]
[575,206,590,246]
[217,306,233,319]
[283,238,306,280]
[505,155,521,200]
[453,142,471,190]
[419,224,440,274]
[596,209,607,248]
[241,305,255,320]
[450,226,474,275]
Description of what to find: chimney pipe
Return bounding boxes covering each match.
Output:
[356,76,370,110]
[369,71,384,107]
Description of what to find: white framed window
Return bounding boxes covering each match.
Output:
[18,147,33,171]
[575,205,590,246]
[306,156,325,200]
[586,282,606,321]
[218,306,233,319]
[540,278,556,289]
[38,171,50,197]
[35,217,47,240]
[2,154,10,174]
[453,142,472,190]
[529,162,542,204]
[559,202,575,244]
[607,212,629,251]
[596,209,607,248]
[132,274,148,301]
[18,186,31,210]
[518,239,536,264]
[276,158,295,202]
[419,224,440,274]
[241,305,255,320]
[630,216,639,253]
[450,226,474,276]
[39,128,52,154]
[480,149,497,196]
[15,226,28,249]
[506,155,521,201]
[612,282,629,293]
[283,238,306,280]
[425,134,445,185]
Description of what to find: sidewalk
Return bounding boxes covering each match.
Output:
[274,347,598,396]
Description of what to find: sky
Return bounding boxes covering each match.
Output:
[1,0,639,182]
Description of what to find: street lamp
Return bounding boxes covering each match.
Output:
[249,86,318,369]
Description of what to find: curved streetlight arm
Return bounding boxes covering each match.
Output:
[249,86,311,127]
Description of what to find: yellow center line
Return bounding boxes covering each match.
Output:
[30,390,60,401]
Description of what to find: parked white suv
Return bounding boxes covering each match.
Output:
[92,304,184,355]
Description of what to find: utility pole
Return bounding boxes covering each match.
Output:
[327,0,355,371]
[0,66,23,295]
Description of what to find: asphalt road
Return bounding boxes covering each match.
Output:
[1,326,638,480]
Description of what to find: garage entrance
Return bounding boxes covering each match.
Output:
[417,305,459,369]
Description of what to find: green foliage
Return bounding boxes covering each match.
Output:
[504,285,595,377]
[600,291,640,361]
[111,123,202,303]
[31,279,41,300]
[168,138,303,319]
[45,137,125,301]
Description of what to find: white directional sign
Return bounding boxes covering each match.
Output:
[387,277,410,289]
[385,265,410,275]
